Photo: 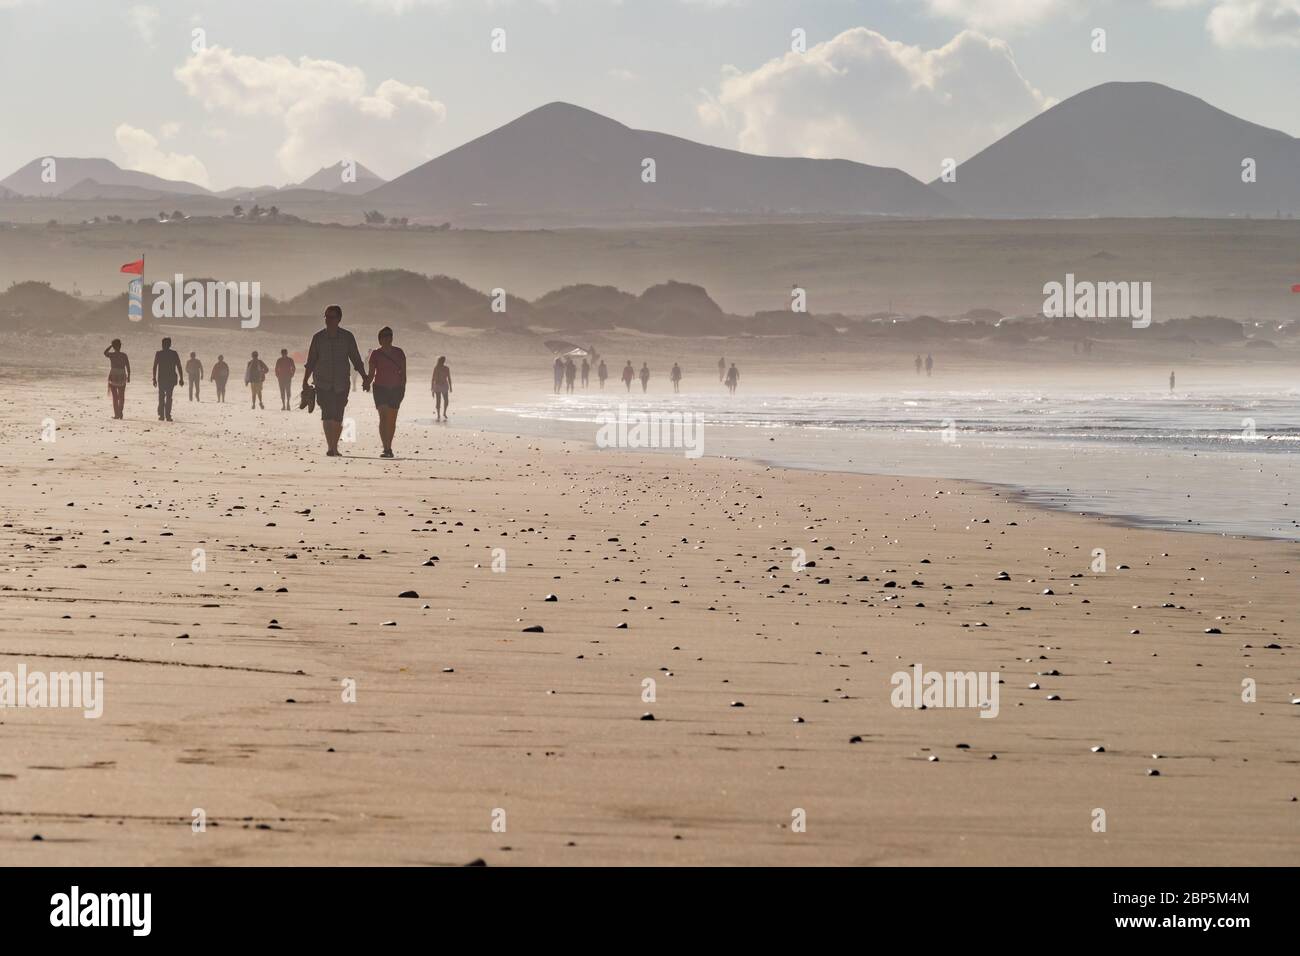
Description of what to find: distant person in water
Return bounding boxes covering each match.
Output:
[924,353,934,377]
[211,354,229,403]
[718,356,726,382]
[670,362,682,393]
[152,337,183,422]
[186,352,203,401]
[565,356,577,393]
[553,357,564,394]
[368,326,406,458]
[622,360,635,392]
[1169,370,1175,392]
[274,348,296,410]
[597,359,608,389]
[580,357,590,388]
[304,305,369,457]
[914,354,922,375]
[245,351,269,409]
[431,355,452,421]
[725,362,739,395]
[103,339,130,419]
[639,362,650,393]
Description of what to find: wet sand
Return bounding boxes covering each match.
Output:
[1,374,1296,865]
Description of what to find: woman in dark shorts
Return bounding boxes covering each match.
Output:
[367,326,406,458]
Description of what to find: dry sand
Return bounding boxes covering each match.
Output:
[1,373,1296,865]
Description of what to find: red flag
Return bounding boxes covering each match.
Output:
[1291,283,1300,293]
[120,257,145,275]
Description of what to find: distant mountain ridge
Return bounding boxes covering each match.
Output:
[367,101,953,218]
[0,157,213,198]
[4,83,1299,219]
[290,161,386,195]
[934,81,1300,217]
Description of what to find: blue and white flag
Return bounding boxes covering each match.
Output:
[127,278,143,322]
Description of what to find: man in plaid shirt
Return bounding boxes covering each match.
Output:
[303,304,370,456]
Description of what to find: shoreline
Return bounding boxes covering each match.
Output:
[451,405,1300,544]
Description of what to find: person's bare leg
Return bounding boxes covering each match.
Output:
[379,407,397,453]
[324,420,342,455]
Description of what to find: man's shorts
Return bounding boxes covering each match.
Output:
[373,384,405,409]
[318,388,349,421]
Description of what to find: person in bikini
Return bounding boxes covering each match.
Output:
[431,355,452,422]
[104,339,130,419]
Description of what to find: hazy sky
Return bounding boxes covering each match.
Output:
[2,0,1298,190]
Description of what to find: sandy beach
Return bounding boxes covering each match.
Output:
[1,368,1295,866]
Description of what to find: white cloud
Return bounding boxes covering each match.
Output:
[1207,0,1300,47]
[128,4,159,45]
[173,46,446,180]
[352,0,744,10]
[923,0,1300,47]
[920,0,1071,31]
[697,27,1052,181]
[115,124,211,188]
